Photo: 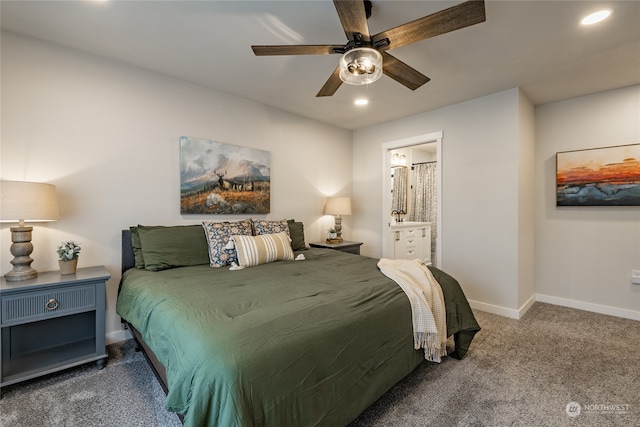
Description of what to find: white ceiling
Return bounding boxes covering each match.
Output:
[2,1,639,130]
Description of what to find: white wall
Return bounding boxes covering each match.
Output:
[517,89,536,309]
[354,88,536,316]
[0,32,353,341]
[535,85,640,318]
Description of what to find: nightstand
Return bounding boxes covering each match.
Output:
[309,241,363,255]
[0,266,110,388]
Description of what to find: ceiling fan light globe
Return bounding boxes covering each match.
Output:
[339,47,383,85]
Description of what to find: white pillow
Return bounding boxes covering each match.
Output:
[232,232,294,267]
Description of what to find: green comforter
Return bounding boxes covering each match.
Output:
[116,249,479,427]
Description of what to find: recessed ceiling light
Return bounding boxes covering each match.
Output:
[354,98,369,106]
[581,9,612,26]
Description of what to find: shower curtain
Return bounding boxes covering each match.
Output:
[410,162,437,256]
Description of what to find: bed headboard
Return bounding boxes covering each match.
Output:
[121,229,135,274]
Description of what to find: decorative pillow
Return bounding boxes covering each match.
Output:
[136,225,210,271]
[252,218,290,236]
[129,226,145,269]
[232,232,294,267]
[287,220,307,251]
[202,220,253,267]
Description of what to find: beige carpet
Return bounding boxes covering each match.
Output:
[350,302,640,426]
[2,302,638,426]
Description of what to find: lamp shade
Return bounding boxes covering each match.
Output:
[324,197,352,216]
[0,180,60,224]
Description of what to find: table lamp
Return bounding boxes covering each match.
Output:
[324,196,351,243]
[1,180,60,281]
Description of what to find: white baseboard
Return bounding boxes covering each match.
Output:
[535,293,640,321]
[518,294,537,318]
[470,294,640,322]
[468,299,521,319]
[106,328,132,345]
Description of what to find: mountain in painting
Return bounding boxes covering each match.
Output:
[557,157,640,206]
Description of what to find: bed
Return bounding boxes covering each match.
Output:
[116,222,480,426]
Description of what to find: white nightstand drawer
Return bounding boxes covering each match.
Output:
[2,285,96,325]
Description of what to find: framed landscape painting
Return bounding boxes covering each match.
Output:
[180,136,271,214]
[556,143,640,206]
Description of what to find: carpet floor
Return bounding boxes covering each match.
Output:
[1,302,638,426]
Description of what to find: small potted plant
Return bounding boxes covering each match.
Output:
[57,241,81,275]
[327,228,337,240]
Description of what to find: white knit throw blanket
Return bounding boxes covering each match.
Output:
[377,258,447,362]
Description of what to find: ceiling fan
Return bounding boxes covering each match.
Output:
[251,0,486,97]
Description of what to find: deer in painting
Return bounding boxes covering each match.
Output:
[215,170,231,191]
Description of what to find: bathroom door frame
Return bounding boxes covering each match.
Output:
[381,131,443,268]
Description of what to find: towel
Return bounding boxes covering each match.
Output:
[377,258,447,362]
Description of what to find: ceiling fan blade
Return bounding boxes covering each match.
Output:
[333,0,370,41]
[316,66,343,97]
[252,45,344,56]
[382,52,430,91]
[372,0,486,51]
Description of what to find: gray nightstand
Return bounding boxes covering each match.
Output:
[1,266,110,388]
[309,241,363,255]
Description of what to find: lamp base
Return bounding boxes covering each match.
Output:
[334,214,345,243]
[4,268,38,282]
[4,226,38,282]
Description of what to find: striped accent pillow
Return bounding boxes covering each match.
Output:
[232,232,294,267]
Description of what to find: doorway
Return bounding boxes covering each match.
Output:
[381,131,443,268]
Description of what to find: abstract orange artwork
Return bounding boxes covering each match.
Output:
[556,144,640,206]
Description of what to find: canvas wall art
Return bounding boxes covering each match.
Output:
[180,136,271,214]
[556,143,640,206]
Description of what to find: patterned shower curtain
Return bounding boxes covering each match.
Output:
[410,162,437,255]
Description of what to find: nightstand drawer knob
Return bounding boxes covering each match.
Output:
[46,298,59,311]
